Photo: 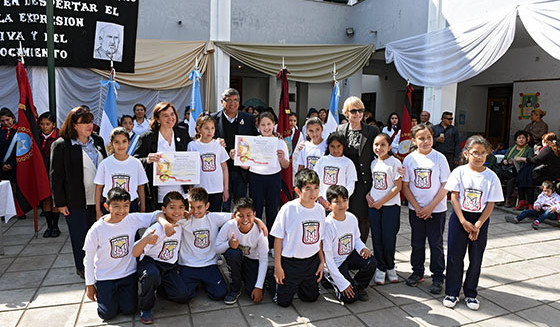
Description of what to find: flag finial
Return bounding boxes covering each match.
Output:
[18,41,25,65]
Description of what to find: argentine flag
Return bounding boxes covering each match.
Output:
[99,77,119,148]
[323,81,340,137]
[188,69,203,138]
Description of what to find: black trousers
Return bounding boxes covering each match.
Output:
[275,253,320,307]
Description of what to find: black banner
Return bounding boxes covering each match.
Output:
[0,0,138,72]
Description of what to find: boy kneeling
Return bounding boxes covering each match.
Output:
[323,185,376,303]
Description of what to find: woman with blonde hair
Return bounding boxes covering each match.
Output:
[524,108,548,144]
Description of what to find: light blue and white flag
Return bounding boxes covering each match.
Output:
[323,81,340,136]
[99,76,120,148]
[188,69,203,138]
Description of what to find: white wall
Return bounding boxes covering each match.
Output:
[138,0,210,40]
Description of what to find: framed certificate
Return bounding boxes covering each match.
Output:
[153,151,200,186]
[233,135,278,168]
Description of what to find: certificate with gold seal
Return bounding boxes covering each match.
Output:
[153,151,200,186]
[233,135,278,168]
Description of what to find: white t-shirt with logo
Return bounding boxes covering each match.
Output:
[215,219,269,289]
[177,212,232,267]
[188,139,229,194]
[249,136,289,175]
[445,165,504,213]
[314,155,358,199]
[94,155,149,200]
[270,199,325,259]
[403,150,450,213]
[323,212,367,291]
[369,155,402,206]
[83,212,158,283]
[137,222,182,264]
[297,140,327,170]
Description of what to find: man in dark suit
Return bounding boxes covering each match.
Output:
[212,88,258,210]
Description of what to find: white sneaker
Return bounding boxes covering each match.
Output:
[387,269,399,283]
[465,297,480,310]
[374,268,386,285]
[443,295,459,308]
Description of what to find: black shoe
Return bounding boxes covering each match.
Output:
[505,216,519,224]
[77,269,85,279]
[429,281,443,294]
[50,227,61,238]
[405,274,424,287]
[224,291,241,305]
[43,228,53,238]
[321,279,334,289]
[357,287,369,301]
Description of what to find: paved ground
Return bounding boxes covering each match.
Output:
[1,205,560,327]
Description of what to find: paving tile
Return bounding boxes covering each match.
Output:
[20,242,64,256]
[237,288,275,306]
[2,244,25,257]
[28,234,68,244]
[150,298,190,318]
[0,288,36,311]
[136,314,191,326]
[7,254,56,272]
[357,307,420,327]
[42,267,84,286]
[478,313,540,327]
[291,294,351,321]
[19,304,79,327]
[311,314,366,327]
[241,302,303,327]
[188,293,230,313]
[52,253,77,268]
[76,301,134,327]
[516,305,560,327]
[4,226,35,236]
[0,270,47,291]
[400,298,472,326]
[1,235,31,246]
[29,283,85,308]
[0,257,14,274]
[549,300,560,311]
[344,287,394,314]
[373,280,434,306]
[452,295,509,323]
[478,284,543,312]
[192,307,249,327]
[0,309,23,327]
[60,240,74,254]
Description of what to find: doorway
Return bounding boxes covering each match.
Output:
[485,86,513,147]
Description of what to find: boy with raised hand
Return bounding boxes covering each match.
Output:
[323,185,376,303]
[215,197,269,305]
[271,168,326,307]
[83,187,173,321]
[133,191,188,324]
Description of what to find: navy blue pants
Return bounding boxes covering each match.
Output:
[275,254,320,307]
[249,171,282,248]
[224,169,248,211]
[137,257,189,310]
[96,273,137,320]
[179,264,227,301]
[368,205,400,271]
[409,209,446,282]
[208,192,223,212]
[446,210,489,298]
[224,248,260,295]
[66,205,96,272]
[516,209,557,223]
[329,250,376,303]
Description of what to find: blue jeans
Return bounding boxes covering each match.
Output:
[96,273,137,320]
[368,205,401,271]
[516,209,557,223]
[445,210,488,298]
[409,210,446,282]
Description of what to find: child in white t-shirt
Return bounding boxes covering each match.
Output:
[119,115,139,155]
[296,117,327,171]
[133,191,187,324]
[506,180,560,230]
[443,135,503,311]
[323,185,376,303]
[271,169,326,307]
[401,124,450,294]
[94,127,148,219]
[215,197,269,305]
[365,133,402,285]
[188,115,229,212]
[314,133,358,210]
[83,188,172,321]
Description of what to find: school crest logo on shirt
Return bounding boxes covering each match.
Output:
[463,188,483,211]
[338,233,353,255]
[112,174,131,192]
[109,235,129,258]
[373,172,388,190]
[302,221,320,244]
[193,230,210,249]
[201,153,217,172]
[158,240,178,261]
[307,156,320,169]
[239,244,251,256]
[414,168,432,189]
[323,166,340,185]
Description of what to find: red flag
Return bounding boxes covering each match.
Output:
[276,68,293,203]
[14,62,51,216]
[396,84,414,162]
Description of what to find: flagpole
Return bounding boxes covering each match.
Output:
[46,0,56,120]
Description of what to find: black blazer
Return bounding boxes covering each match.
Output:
[134,126,192,207]
[212,110,258,140]
[336,122,380,183]
[50,134,107,209]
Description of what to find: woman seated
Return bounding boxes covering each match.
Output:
[498,131,533,207]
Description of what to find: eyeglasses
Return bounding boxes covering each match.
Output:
[444,117,453,121]
[223,98,240,104]
[468,151,487,158]
[349,108,365,115]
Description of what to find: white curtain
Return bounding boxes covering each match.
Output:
[385,0,560,87]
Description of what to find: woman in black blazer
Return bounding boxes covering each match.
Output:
[336,96,380,242]
[134,102,191,209]
[51,106,107,278]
